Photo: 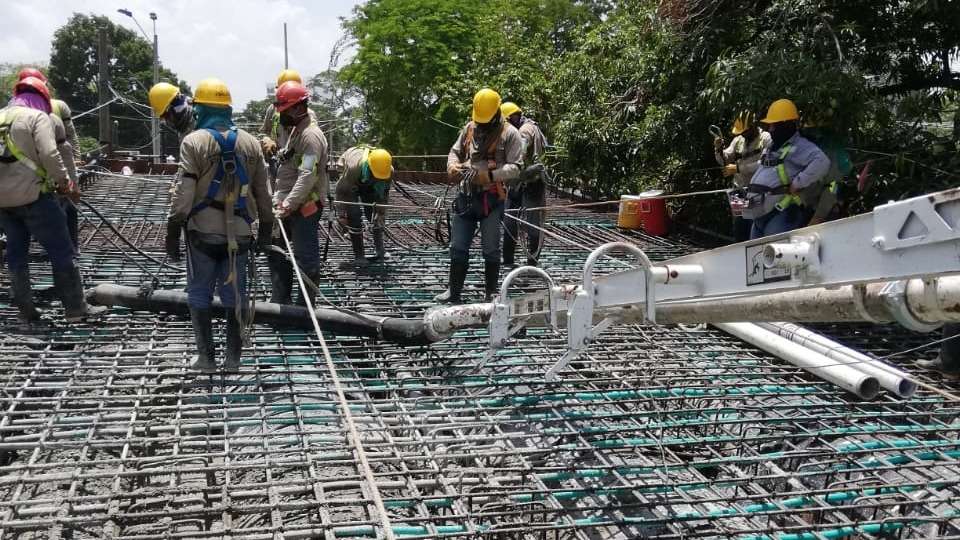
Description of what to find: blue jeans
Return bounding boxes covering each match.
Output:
[59,197,79,250]
[750,205,809,240]
[283,210,322,275]
[450,192,503,264]
[185,232,250,309]
[0,194,75,273]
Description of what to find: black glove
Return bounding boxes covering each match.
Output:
[165,217,183,262]
[257,220,274,252]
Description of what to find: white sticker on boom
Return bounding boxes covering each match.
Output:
[745,242,791,286]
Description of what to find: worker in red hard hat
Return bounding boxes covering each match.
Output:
[258,69,317,175]
[268,81,328,306]
[0,76,105,323]
[16,68,81,164]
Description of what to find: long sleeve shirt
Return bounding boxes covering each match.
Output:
[335,145,392,226]
[170,127,273,236]
[274,117,328,209]
[0,105,69,208]
[52,99,81,161]
[744,132,830,218]
[50,114,77,183]
[447,120,523,187]
[715,130,772,188]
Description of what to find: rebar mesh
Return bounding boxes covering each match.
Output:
[0,170,958,539]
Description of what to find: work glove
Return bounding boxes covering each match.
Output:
[722,164,737,177]
[257,220,274,252]
[261,137,278,157]
[165,217,183,262]
[447,162,466,182]
[274,200,294,219]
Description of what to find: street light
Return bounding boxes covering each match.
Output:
[117,8,161,163]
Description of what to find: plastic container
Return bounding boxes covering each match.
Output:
[637,189,670,236]
[617,195,642,229]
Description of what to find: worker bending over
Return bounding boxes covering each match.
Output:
[500,102,548,268]
[268,81,328,306]
[165,79,273,373]
[743,99,829,239]
[149,82,195,138]
[715,111,771,241]
[437,88,523,303]
[0,76,104,323]
[335,146,393,267]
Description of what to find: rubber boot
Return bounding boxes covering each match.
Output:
[189,308,217,373]
[344,233,369,269]
[917,323,960,376]
[434,260,468,304]
[484,259,501,302]
[268,250,293,305]
[223,309,243,373]
[9,268,41,322]
[502,233,517,270]
[53,267,106,322]
[370,228,391,262]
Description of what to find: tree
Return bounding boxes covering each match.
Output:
[48,13,190,151]
[236,98,271,130]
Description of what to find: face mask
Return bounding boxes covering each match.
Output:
[166,105,193,133]
[279,111,299,126]
[770,123,796,148]
[508,115,522,129]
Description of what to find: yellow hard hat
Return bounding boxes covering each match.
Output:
[731,110,755,136]
[761,98,800,124]
[276,69,302,87]
[194,78,232,107]
[500,101,521,119]
[367,148,393,180]
[148,82,180,117]
[472,88,501,124]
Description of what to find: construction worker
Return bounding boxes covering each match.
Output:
[259,69,318,167]
[743,99,830,239]
[335,146,393,267]
[16,68,81,162]
[50,110,81,250]
[500,102,548,268]
[0,76,104,322]
[436,88,523,303]
[918,325,960,377]
[269,80,328,306]
[800,112,852,226]
[148,82,195,138]
[165,78,273,373]
[715,111,771,241]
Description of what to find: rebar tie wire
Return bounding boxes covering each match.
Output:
[274,213,398,540]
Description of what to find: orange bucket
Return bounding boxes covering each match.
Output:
[637,189,670,236]
[617,195,642,229]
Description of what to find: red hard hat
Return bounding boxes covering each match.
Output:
[17,67,47,83]
[14,76,52,108]
[275,81,308,112]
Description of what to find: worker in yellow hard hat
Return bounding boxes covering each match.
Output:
[166,78,274,374]
[500,101,549,268]
[714,110,771,241]
[436,88,524,303]
[148,82,195,137]
[334,146,394,267]
[258,69,318,165]
[741,99,830,239]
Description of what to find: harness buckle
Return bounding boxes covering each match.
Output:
[221,151,238,175]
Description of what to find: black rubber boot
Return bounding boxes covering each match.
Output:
[189,308,217,373]
[223,309,243,373]
[53,267,106,322]
[484,259,501,302]
[346,233,369,268]
[9,268,41,322]
[502,233,517,269]
[370,228,390,262]
[296,270,321,307]
[268,250,293,305]
[434,259,468,304]
[917,323,960,376]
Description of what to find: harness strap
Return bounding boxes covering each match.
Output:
[0,109,52,193]
[188,127,253,224]
[774,143,801,211]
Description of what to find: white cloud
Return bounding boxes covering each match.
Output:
[0,0,361,107]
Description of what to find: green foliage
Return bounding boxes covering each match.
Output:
[48,13,189,148]
[236,98,271,128]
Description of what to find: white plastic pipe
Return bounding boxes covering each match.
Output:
[759,322,917,398]
[713,322,881,400]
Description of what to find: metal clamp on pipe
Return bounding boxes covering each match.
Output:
[480,266,557,369]
[879,280,943,333]
[762,234,822,282]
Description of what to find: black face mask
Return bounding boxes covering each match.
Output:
[770,122,797,148]
[743,126,759,143]
[508,114,523,129]
[166,105,194,134]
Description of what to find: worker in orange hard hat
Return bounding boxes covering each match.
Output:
[16,68,81,163]
[436,88,524,304]
[742,99,830,239]
[267,81,328,306]
[714,110,771,241]
[0,76,105,323]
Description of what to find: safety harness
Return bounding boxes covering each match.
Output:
[745,143,801,213]
[188,127,253,224]
[0,109,53,193]
[459,123,506,216]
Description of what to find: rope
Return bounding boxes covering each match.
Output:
[274,216,399,540]
[71,98,121,120]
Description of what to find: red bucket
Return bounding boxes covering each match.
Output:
[637,190,669,236]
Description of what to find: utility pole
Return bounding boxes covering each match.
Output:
[97,28,111,154]
[283,23,289,69]
[150,12,160,163]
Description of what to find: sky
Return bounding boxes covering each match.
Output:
[0,0,362,107]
